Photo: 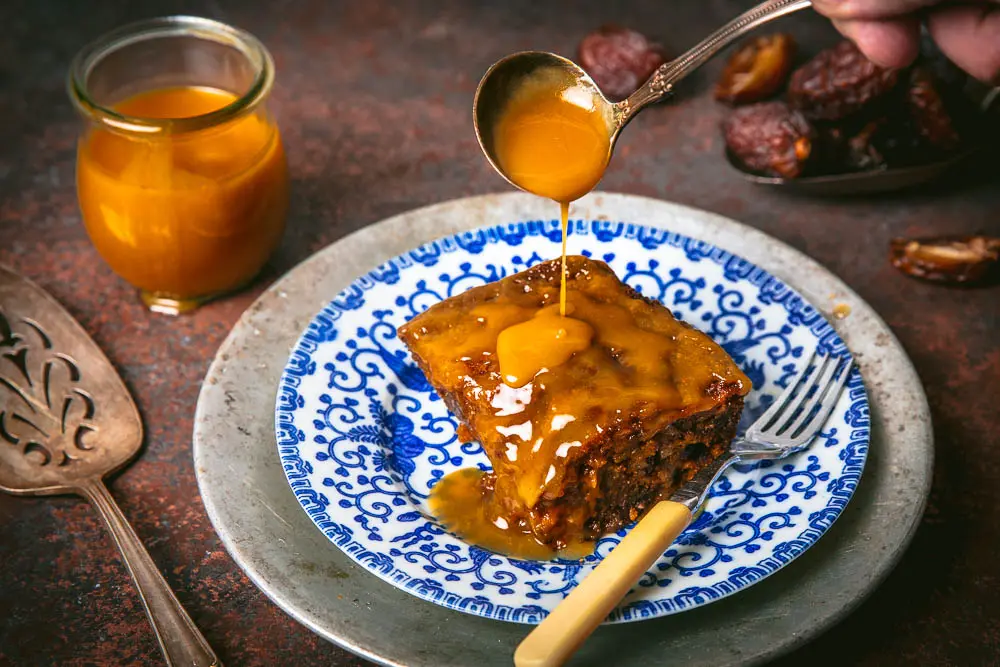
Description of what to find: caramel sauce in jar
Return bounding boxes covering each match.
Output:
[76,86,288,312]
[68,17,288,314]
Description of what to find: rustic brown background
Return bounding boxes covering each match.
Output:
[1,0,998,665]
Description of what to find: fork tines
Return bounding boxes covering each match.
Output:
[751,351,853,445]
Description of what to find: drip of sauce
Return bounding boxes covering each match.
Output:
[560,200,570,314]
[428,468,593,560]
[833,303,852,319]
[491,75,611,378]
[496,304,594,387]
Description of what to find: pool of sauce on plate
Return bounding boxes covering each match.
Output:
[428,468,593,561]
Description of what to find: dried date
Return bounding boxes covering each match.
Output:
[889,235,1000,285]
[846,119,888,171]
[906,66,961,151]
[873,117,926,167]
[578,25,667,102]
[722,101,814,179]
[813,119,891,172]
[788,40,899,121]
[821,114,928,172]
[715,33,796,105]
[812,124,849,170]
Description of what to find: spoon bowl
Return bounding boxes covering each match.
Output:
[473,50,616,197]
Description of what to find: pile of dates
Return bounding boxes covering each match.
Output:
[718,36,974,179]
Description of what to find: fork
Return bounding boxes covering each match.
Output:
[514,351,853,667]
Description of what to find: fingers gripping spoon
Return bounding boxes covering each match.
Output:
[0,265,220,667]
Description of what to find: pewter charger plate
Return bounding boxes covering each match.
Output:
[193,192,932,667]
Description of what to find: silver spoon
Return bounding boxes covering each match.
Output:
[0,265,220,667]
[474,0,813,192]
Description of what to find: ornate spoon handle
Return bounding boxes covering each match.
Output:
[620,0,812,121]
[79,477,221,667]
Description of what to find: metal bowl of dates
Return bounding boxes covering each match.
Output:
[721,37,1000,196]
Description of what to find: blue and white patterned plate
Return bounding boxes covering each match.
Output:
[275,218,869,624]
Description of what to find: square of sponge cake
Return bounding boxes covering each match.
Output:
[398,255,750,549]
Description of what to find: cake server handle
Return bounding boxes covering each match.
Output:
[79,477,222,667]
[513,500,692,667]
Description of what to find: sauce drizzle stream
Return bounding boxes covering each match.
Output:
[560,200,569,315]
[491,74,611,379]
[426,72,621,560]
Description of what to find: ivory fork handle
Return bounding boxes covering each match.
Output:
[513,500,692,667]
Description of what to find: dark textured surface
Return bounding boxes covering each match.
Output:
[0,1,997,666]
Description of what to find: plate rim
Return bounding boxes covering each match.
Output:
[272,218,871,624]
[193,191,932,667]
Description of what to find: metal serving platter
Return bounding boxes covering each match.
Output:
[193,192,933,667]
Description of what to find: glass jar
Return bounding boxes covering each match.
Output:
[68,16,288,314]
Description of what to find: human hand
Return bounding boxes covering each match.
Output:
[811,0,1000,83]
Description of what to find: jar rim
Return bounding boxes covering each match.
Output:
[67,15,274,136]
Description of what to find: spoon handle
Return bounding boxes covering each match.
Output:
[621,0,812,119]
[79,477,221,667]
[513,500,693,667]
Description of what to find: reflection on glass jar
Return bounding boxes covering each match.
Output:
[68,16,288,314]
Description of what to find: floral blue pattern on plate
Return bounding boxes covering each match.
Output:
[275,218,869,624]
